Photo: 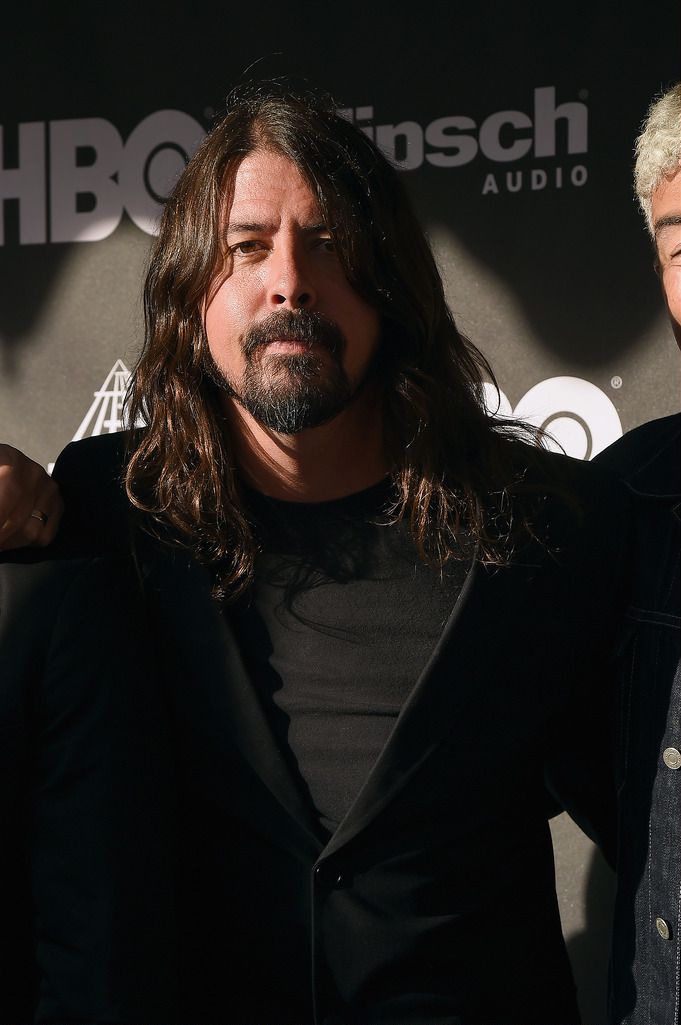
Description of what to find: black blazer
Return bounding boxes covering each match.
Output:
[0,431,629,1025]
[0,547,178,1023]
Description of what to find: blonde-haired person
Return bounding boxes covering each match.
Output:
[595,82,681,1024]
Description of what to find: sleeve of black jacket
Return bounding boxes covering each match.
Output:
[540,455,633,868]
[0,435,178,1024]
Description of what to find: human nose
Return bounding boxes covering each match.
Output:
[267,244,317,310]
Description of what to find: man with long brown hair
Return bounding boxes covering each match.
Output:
[1,81,627,1025]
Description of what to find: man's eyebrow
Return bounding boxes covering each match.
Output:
[654,214,681,237]
[302,222,331,234]
[225,221,273,236]
[224,220,330,236]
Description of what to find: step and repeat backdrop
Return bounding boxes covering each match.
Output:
[1,2,679,1022]
[1,3,679,470]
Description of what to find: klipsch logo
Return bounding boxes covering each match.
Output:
[1,86,588,246]
[340,86,588,195]
[54,362,620,467]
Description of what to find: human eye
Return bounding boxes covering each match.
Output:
[657,225,681,264]
[230,239,265,256]
[315,235,337,254]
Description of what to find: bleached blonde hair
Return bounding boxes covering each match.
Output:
[634,83,681,235]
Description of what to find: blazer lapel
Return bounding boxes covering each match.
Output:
[139,540,324,848]
[137,534,528,861]
[322,553,510,858]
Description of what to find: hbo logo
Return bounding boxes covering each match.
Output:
[0,111,206,244]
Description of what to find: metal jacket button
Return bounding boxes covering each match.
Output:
[314,863,346,889]
[655,917,671,940]
[663,747,681,770]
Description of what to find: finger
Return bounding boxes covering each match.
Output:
[0,498,42,547]
[0,506,33,548]
[0,461,25,540]
[0,487,63,549]
[0,510,47,549]
[0,525,32,551]
[29,479,64,547]
[0,449,63,548]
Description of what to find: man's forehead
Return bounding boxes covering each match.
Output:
[224,149,322,229]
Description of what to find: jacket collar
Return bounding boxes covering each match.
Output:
[139,534,526,860]
[623,414,681,499]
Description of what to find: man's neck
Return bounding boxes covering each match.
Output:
[222,386,388,502]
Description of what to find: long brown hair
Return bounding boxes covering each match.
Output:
[125,80,544,599]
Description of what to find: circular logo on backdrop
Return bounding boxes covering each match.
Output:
[119,111,205,234]
[483,376,623,459]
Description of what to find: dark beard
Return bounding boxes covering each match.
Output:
[204,310,360,434]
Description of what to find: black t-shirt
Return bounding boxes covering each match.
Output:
[231,479,471,835]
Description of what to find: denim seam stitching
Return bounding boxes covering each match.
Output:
[648,631,662,1021]
[663,547,681,610]
[675,875,681,1025]
[628,607,681,628]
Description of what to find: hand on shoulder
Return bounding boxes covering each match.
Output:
[0,444,63,550]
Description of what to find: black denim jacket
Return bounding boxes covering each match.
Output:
[597,413,681,1025]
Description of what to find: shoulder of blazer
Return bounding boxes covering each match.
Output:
[499,437,629,539]
[487,440,633,612]
[594,413,681,499]
[51,430,140,557]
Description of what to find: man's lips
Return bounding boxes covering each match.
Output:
[262,338,320,354]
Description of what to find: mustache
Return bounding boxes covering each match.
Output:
[242,310,346,359]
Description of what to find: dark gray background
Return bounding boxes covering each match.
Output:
[1,3,679,1021]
